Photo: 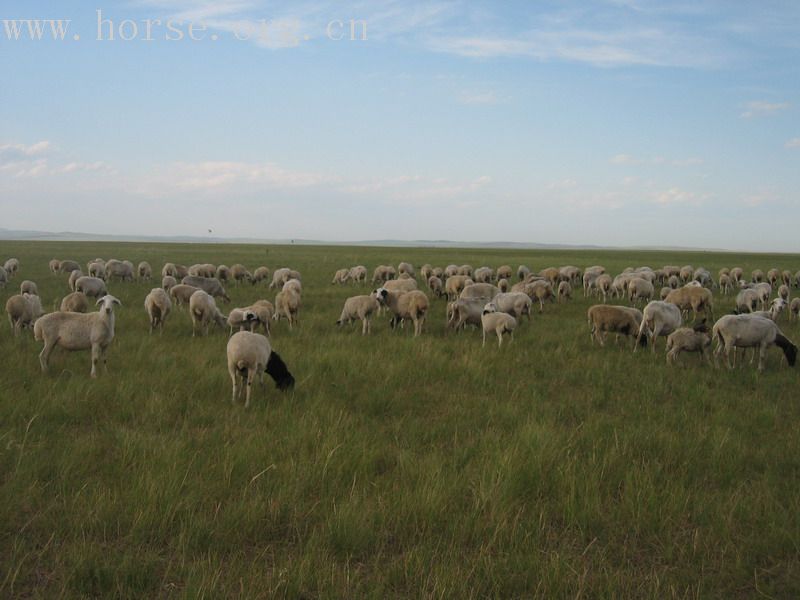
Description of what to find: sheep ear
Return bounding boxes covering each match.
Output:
[113,298,122,306]
[95,297,103,306]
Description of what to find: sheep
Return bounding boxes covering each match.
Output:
[444,265,459,279]
[496,265,512,281]
[753,282,772,310]
[659,287,672,300]
[446,297,484,331]
[252,266,270,285]
[594,274,613,301]
[517,265,531,281]
[59,260,80,274]
[735,288,760,313]
[332,268,350,285]
[750,298,788,322]
[227,308,259,335]
[138,261,153,281]
[767,268,781,287]
[371,265,397,283]
[427,275,444,298]
[75,276,108,299]
[679,265,694,283]
[246,300,275,335]
[665,322,712,365]
[457,265,473,277]
[481,303,517,348]
[460,283,500,302]
[539,267,560,287]
[498,278,509,293]
[20,280,38,296]
[398,262,416,278]
[181,276,230,303]
[336,294,381,335]
[60,291,89,313]
[216,265,231,283]
[628,277,654,306]
[719,273,733,295]
[635,301,682,353]
[665,286,714,321]
[269,267,301,290]
[162,262,177,278]
[188,263,216,278]
[420,264,433,280]
[169,284,201,309]
[34,295,122,377]
[189,290,228,337]
[49,259,62,274]
[373,288,428,336]
[162,275,177,292]
[3,258,19,277]
[282,279,302,295]
[730,267,743,282]
[88,261,106,280]
[68,270,83,291]
[383,278,418,294]
[397,272,413,280]
[348,265,368,284]
[230,264,252,285]
[559,266,582,286]
[778,284,790,302]
[444,275,472,300]
[791,298,800,321]
[557,281,572,302]
[751,269,765,283]
[6,293,43,336]
[432,267,444,280]
[713,314,797,371]
[473,267,494,283]
[587,305,645,348]
[491,292,532,320]
[105,259,134,282]
[667,275,680,289]
[174,264,189,279]
[521,280,555,313]
[226,331,294,407]
[782,270,793,287]
[144,288,172,334]
[274,288,301,329]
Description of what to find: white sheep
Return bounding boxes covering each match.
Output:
[735,288,760,313]
[88,261,106,280]
[337,294,381,335]
[169,284,200,309]
[230,264,253,285]
[6,293,43,336]
[713,314,797,371]
[373,288,429,336]
[348,265,368,284]
[75,276,108,299]
[490,292,532,321]
[49,259,62,274]
[778,284,790,302]
[427,275,444,298]
[790,298,800,321]
[34,295,122,377]
[245,300,274,335]
[481,303,517,348]
[20,280,38,296]
[274,288,301,329]
[252,266,270,285]
[557,281,572,302]
[628,277,654,306]
[226,331,295,407]
[68,269,83,291]
[189,290,228,337]
[144,287,172,334]
[635,301,682,353]
[138,261,152,281]
[3,258,19,277]
[60,291,89,313]
[665,323,712,365]
[332,268,350,285]
[447,297,484,331]
[162,275,177,292]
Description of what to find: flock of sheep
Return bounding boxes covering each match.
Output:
[2,256,800,407]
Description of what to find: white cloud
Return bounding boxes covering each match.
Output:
[653,187,708,205]
[786,137,800,148]
[610,153,702,166]
[740,100,790,118]
[0,140,51,161]
[457,90,499,105]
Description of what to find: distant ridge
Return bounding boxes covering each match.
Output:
[0,227,736,252]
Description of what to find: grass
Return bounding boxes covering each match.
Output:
[1,240,800,598]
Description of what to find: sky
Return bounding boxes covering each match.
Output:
[1,0,799,251]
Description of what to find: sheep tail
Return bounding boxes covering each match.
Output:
[774,334,798,367]
[266,351,295,391]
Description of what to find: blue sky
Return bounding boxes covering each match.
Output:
[1,1,799,250]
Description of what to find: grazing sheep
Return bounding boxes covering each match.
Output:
[138,261,152,281]
[60,291,89,313]
[444,265,459,279]
[373,288,429,336]
[594,274,613,302]
[49,259,62,274]
[231,264,252,285]
[68,269,83,291]
[522,280,555,313]
[3,258,19,277]
[252,266,270,285]
[34,295,122,377]
[169,284,201,309]
[226,331,294,407]
[735,289,760,313]
[397,273,413,280]
[713,314,797,371]
[517,265,531,281]
[751,298,788,322]
[427,275,444,298]
[432,267,444,280]
[587,305,645,348]
[88,261,106,280]
[269,267,301,290]
[498,278,509,293]
[539,267,560,287]
[332,268,350,285]
[274,288,301,329]
[481,303,517,348]
[767,268,780,287]
[636,301,682,353]
[679,265,694,283]
[665,286,714,321]
[474,267,494,283]
[497,265,513,280]
[782,270,793,287]
[348,265,368,284]
[144,288,172,334]
[337,294,381,335]
[162,275,177,292]
[282,279,302,295]
[559,266,582,286]
[420,264,433,281]
[491,292,532,320]
[457,265,473,278]
[188,263,216,278]
[447,297,484,331]
[730,267,743,282]
[659,286,672,300]
[460,283,500,302]
[189,290,228,337]
[628,277,654,306]
[383,278,418,294]
[752,282,772,310]
[751,269,765,283]
[371,265,397,283]
[665,322,712,365]
[719,274,733,295]
[75,276,108,299]
[243,300,274,335]
[583,271,601,297]
[59,260,81,274]
[227,308,259,335]
[790,298,800,321]
[20,280,38,296]
[6,293,43,336]
[444,275,472,300]
[557,281,572,302]
[216,265,231,283]
[398,262,416,278]
[105,259,134,282]
[181,276,230,303]
[778,284,790,302]
[162,263,177,278]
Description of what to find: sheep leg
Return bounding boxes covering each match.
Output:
[482,329,487,347]
[39,338,57,373]
[245,369,254,408]
[90,344,101,378]
[758,344,766,373]
[497,328,503,348]
[230,367,239,403]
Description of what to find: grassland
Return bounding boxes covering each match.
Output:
[1,240,800,598]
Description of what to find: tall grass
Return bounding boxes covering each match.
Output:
[1,241,799,597]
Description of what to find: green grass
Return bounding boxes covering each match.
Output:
[1,241,800,598]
